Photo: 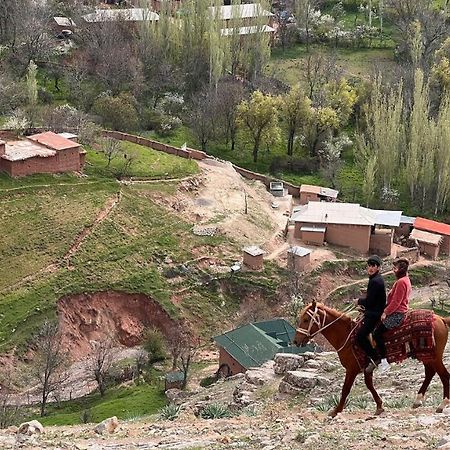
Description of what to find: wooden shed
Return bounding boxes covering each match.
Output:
[164,371,185,391]
[243,246,264,270]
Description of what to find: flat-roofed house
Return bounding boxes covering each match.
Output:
[0,131,86,177]
[291,202,402,255]
[413,217,450,255]
[243,245,265,270]
[287,246,311,272]
[299,184,339,205]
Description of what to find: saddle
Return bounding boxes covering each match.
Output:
[352,309,435,367]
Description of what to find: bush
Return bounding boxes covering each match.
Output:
[200,403,232,419]
[80,409,92,424]
[92,92,139,131]
[142,328,166,364]
[269,156,319,175]
[158,403,182,421]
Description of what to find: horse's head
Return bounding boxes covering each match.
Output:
[293,300,324,347]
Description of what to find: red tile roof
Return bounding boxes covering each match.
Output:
[27,131,79,151]
[414,217,450,236]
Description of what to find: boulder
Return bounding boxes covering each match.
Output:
[278,380,302,395]
[94,416,119,435]
[273,353,305,375]
[17,420,44,435]
[165,388,190,404]
[282,370,318,390]
[245,367,275,386]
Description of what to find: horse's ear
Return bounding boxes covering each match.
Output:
[311,299,317,309]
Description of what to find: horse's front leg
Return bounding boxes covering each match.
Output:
[329,369,358,418]
[364,371,384,415]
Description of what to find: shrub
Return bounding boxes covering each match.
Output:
[92,92,139,131]
[142,328,166,364]
[269,156,319,175]
[158,403,182,421]
[80,409,92,424]
[200,403,232,419]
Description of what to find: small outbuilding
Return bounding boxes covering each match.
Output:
[414,217,450,255]
[409,228,442,260]
[213,319,313,376]
[299,184,339,205]
[164,371,185,391]
[287,246,311,272]
[243,245,264,270]
[269,181,285,197]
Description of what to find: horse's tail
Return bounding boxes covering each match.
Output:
[441,316,450,328]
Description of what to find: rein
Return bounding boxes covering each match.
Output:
[297,303,357,352]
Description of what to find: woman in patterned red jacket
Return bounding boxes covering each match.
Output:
[369,257,412,373]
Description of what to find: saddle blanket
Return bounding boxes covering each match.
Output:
[352,309,435,368]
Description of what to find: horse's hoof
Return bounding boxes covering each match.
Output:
[413,394,424,408]
[375,407,384,416]
[436,399,450,413]
[412,402,422,409]
[436,406,444,413]
[327,409,338,418]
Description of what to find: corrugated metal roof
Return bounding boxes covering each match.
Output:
[243,246,264,257]
[414,217,450,237]
[28,132,79,150]
[287,246,311,257]
[400,215,416,224]
[165,371,184,383]
[299,184,339,198]
[58,132,78,140]
[214,319,309,369]
[2,141,56,161]
[292,202,402,227]
[220,24,275,36]
[54,16,76,27]
[372,210,402,227]
[209,3,273,20]
[410,228,443,246]
[83,8,159,23]
[292,202,374,226]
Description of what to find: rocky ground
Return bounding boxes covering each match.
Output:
[5,347,450,450]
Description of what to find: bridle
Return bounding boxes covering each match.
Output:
[296,302,357,351]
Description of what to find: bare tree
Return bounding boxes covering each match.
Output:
[215,79,245,151]
[101,138,122,168]
[30,321,69,417]
[86,339,114,397]
[0,367,23,428]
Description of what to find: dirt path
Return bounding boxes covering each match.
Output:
[0,192,122,294]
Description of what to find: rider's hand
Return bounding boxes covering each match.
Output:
[381,312,386,321]
[353,298,360,306]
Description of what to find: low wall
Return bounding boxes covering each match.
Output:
[369,231,393,257]
[103,131,303,198]
[396,246,420,263]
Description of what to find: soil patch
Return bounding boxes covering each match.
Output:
[57,291,176,360]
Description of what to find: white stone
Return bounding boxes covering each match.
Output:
[273,353,305,375]
[94,416,119,435]
[282,370,318,389]
[17,420,44,436]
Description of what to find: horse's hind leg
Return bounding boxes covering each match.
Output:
[364,372,383,415]
[413,363,435,408]
[435,361,450,413]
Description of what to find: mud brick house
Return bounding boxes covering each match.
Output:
[412,217,450,256]
[287,246,311,272]
[409,228,442,260]
[214,319,312,376]
[243,245,264,270]
[299,184,339,205]
[0,132,86,177]
[291,202,402,255]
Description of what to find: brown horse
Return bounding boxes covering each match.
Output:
[293,301,450,417]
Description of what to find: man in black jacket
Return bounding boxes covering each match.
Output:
[355,255,386,371]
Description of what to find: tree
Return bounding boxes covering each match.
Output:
[30,321,69,417]
[186,89,217,152]
[215,79,245,150]
[237,90,280,163]
[280,85,312,156]
[294,0,321,52]
[101,138,122,168]
[86,339,114,397]
[142,327,166,364]
[91,93,140,131]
